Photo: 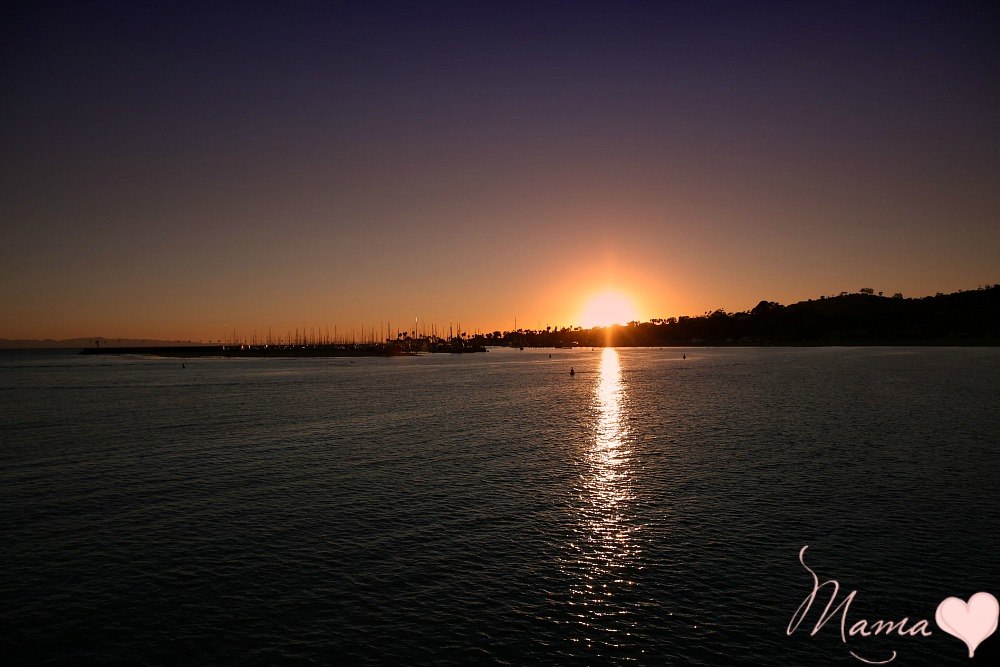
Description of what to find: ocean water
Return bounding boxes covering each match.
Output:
[1,347,998,665]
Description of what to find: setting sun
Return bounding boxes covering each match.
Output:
[579,290,640,328]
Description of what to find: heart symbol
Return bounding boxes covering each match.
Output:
[935,592,999,658]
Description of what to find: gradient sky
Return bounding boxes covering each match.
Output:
[2,0,998,340]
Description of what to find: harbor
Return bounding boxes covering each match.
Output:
[78,336,488,358]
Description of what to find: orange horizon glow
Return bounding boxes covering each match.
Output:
[6,279,999,343]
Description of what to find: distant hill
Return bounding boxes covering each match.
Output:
[491,285,1000,347]
[0,337,210,349]
[741,287,1000,344]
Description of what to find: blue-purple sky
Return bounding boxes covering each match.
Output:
[2,0,998,340]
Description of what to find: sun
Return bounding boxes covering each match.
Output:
[579,289,640,328]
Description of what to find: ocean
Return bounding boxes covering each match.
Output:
[2,347,998,665]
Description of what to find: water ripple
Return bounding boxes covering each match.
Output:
[1,348,998,664]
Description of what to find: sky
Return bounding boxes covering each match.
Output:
[2,0,998,341]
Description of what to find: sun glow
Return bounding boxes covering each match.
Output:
[579,290,640,328]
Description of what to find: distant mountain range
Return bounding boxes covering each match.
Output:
[0,337,210,349]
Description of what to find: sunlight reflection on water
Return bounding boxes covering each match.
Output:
[568,347,641,647]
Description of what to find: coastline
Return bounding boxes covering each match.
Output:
[59,338,1000,359]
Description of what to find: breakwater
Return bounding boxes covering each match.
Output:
[79,339,488,358]
[79,344,410,358]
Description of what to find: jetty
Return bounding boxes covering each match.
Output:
[79,337,488,358]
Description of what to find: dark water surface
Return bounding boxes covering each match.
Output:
[2,347,998,665]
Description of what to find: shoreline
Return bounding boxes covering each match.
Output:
[77,345,418,358]
[51,339,1000,358]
